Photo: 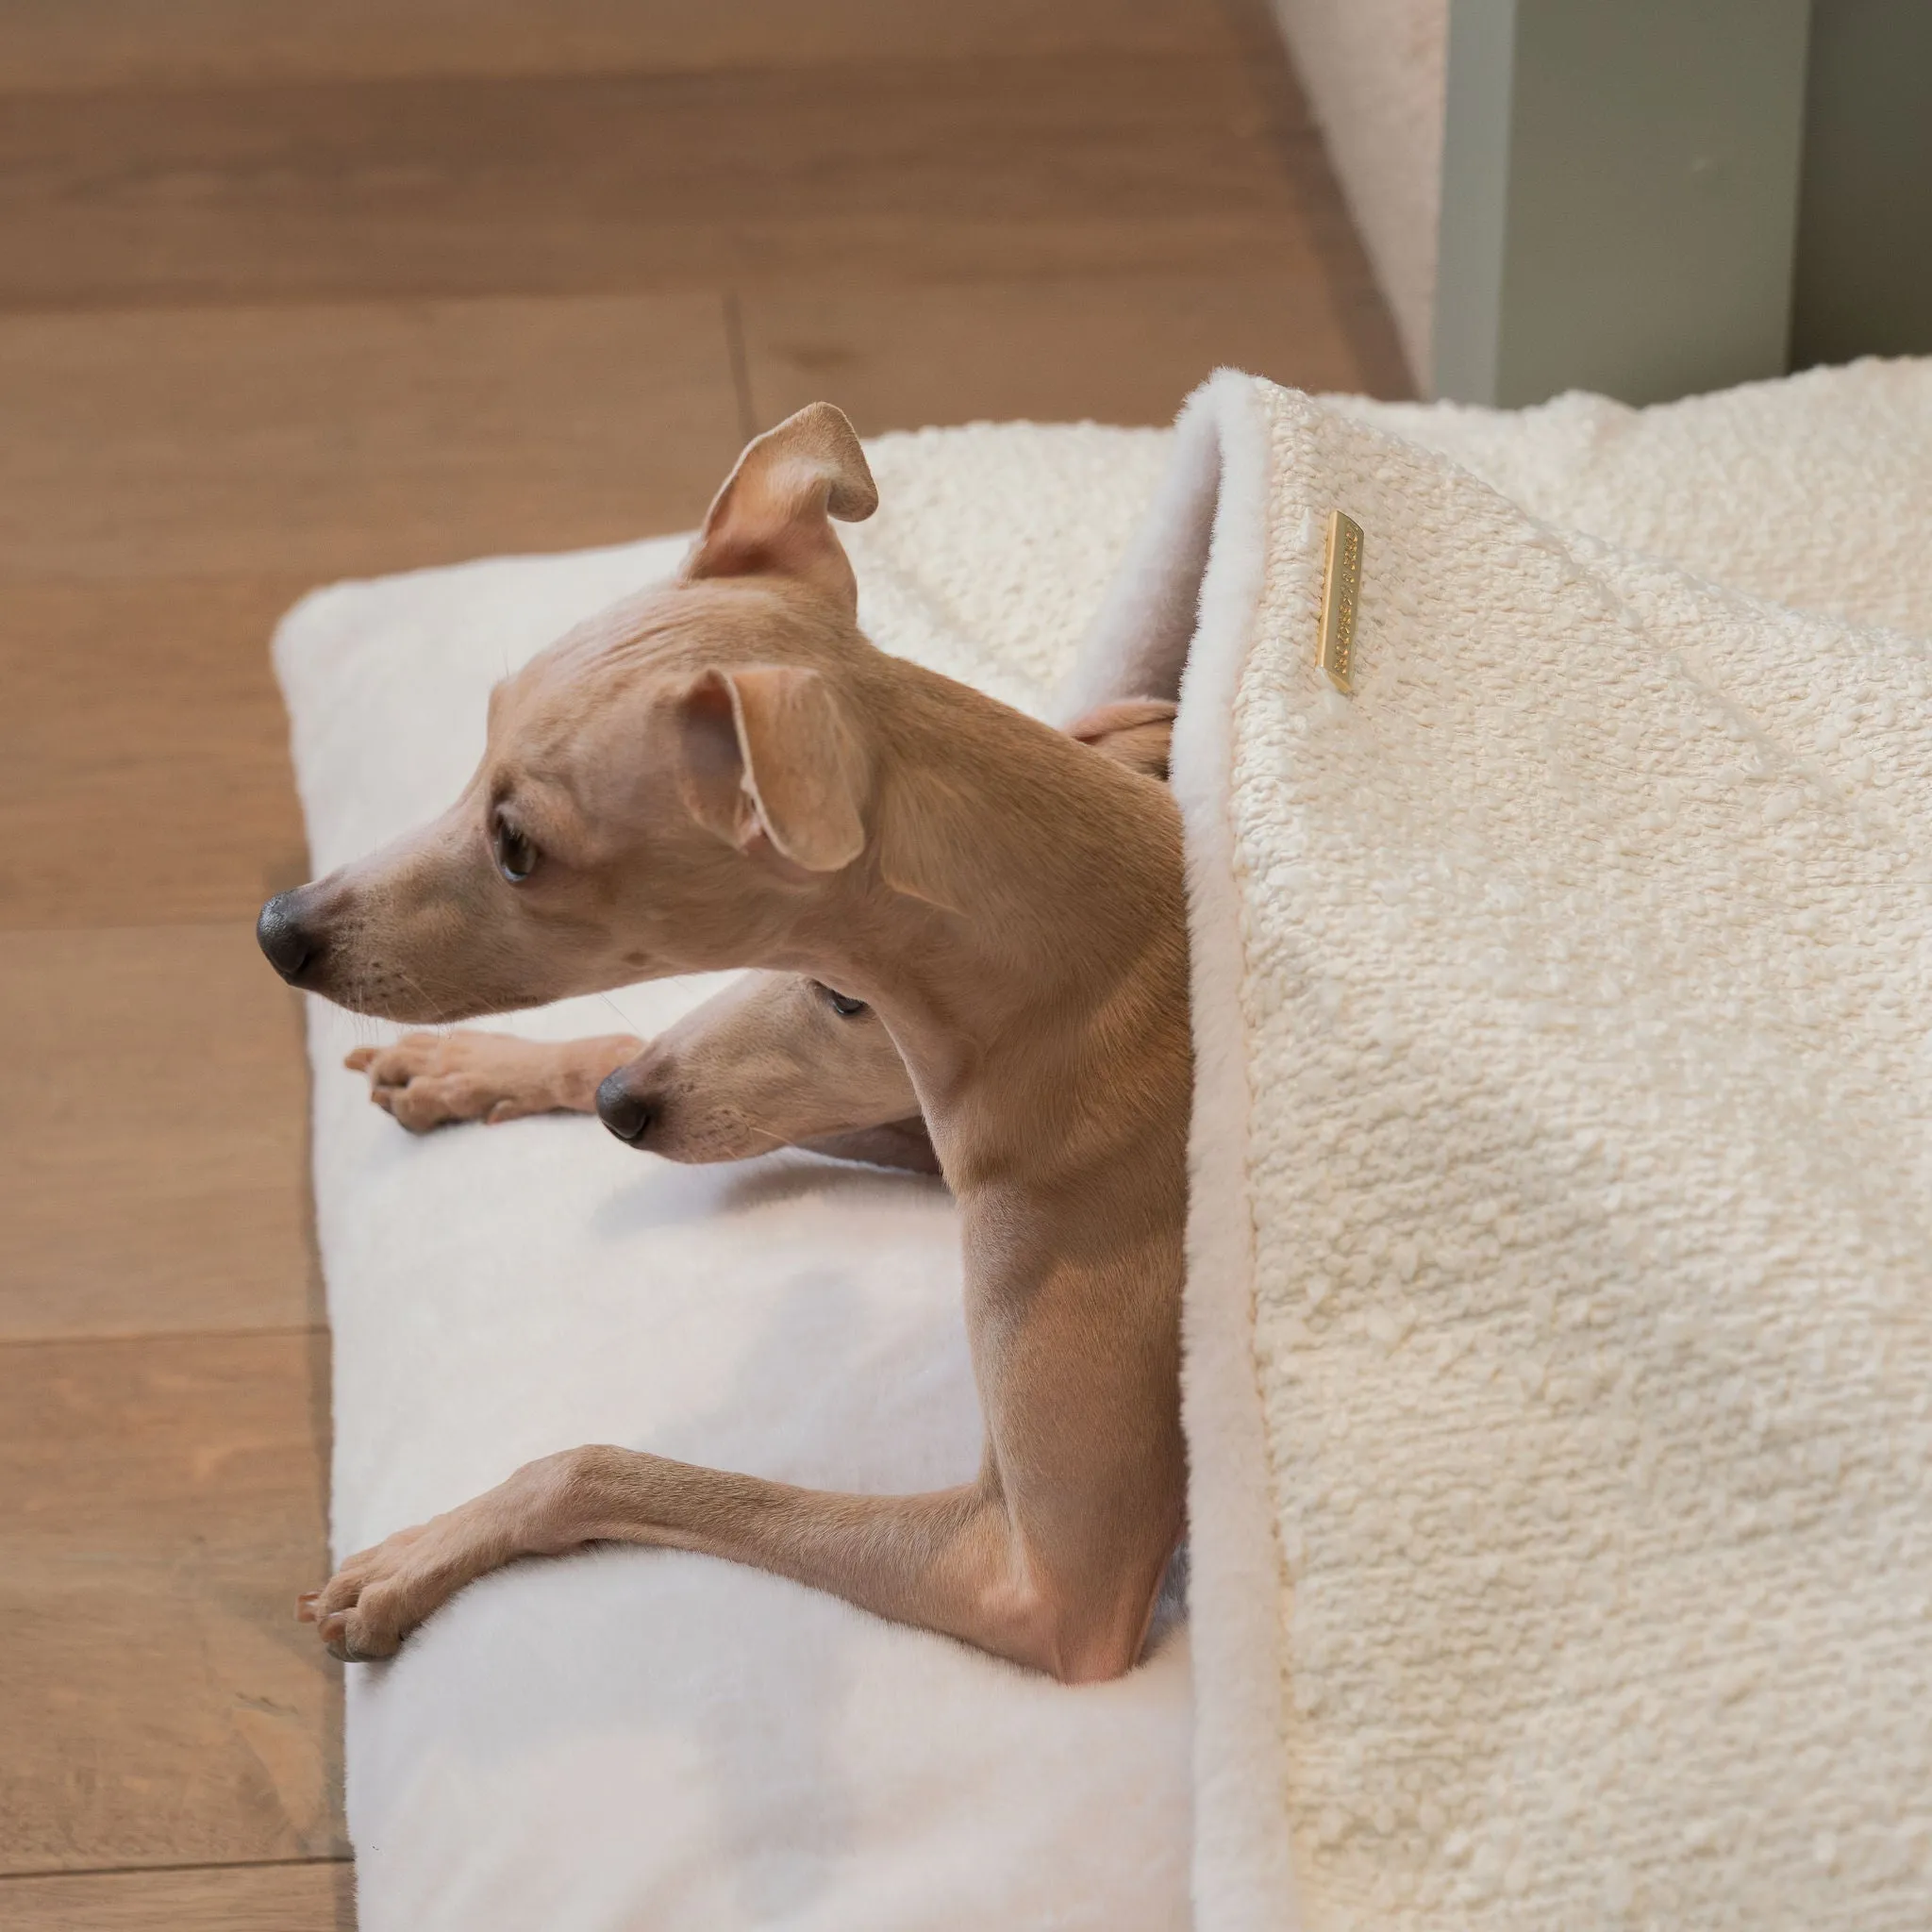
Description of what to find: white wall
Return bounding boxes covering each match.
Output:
[1269,0,1448,390]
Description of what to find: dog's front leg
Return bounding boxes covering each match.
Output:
[347,1031,641,1130]
[300,1446,1145,1681]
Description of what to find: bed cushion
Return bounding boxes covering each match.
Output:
[275,428,1191,1932]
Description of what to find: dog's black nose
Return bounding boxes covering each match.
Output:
[595,1069,656,1145]
[257,891,322,985]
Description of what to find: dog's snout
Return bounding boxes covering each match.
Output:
[596,1068,657,1146]
[257,890,324,986]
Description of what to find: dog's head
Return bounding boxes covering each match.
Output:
[591,698,1178,1162]
[592,968,911,1161]
[258,404,893,1022]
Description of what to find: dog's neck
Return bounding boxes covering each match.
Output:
[776,678,1190,1184]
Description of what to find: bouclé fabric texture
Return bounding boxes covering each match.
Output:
[1111,374,1931,1932]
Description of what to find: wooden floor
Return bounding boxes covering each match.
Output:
[0,5,1404,1925]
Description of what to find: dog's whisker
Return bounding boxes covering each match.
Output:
[594,990,643,1038]
[344,1008,386,1050]
[718,1100,813,1149]
[386,960,455,1032]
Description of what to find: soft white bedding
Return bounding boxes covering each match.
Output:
[275,359,1932,1931]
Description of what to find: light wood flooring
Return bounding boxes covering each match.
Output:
[0,4,1406,1924]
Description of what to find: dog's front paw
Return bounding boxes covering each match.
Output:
[294,1458,581,1661]
[296,1521,454,1662]
[346,1031,565,1131]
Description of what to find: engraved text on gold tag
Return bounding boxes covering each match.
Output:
[1318,509,1363,693]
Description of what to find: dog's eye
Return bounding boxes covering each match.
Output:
[817,983,868,1018]
[492,812,539,884]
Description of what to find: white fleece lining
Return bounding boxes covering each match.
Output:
[1054,383,1225,723]
[1141,375,1306,1932]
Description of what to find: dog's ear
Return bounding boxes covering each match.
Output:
[676,664,871,872]
[681,403,878,612]
[1066,698,1177,782]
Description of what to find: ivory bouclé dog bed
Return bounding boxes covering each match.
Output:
[275,360,1932,1930]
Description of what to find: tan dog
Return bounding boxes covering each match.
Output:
[258,404,1190,1683]
[345,702,1174,1177]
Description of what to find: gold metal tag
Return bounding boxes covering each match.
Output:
[1317,509,1363,692]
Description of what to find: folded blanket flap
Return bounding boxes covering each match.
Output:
[1179,380,1932,1930]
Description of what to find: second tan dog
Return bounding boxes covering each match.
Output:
[346,703,1174,1177]
[258,404,1191,1683]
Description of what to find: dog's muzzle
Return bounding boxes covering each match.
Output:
[257,890,326,988]
[596,1068,657,1146]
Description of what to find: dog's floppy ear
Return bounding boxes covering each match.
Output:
[1066,698,1178,781]
[676,664,870,872]
[681,403,878,611]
